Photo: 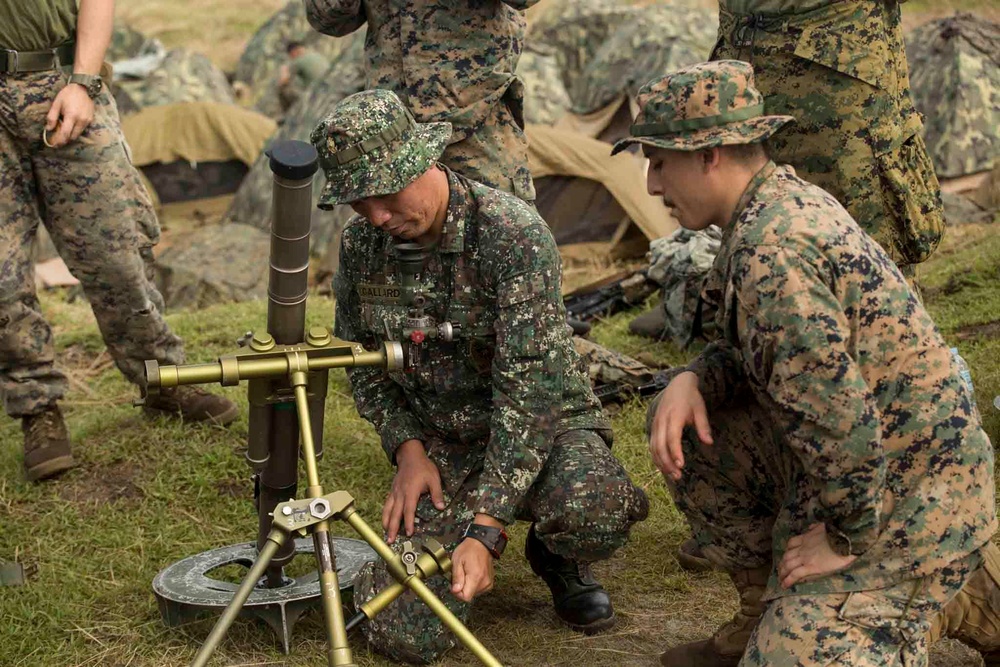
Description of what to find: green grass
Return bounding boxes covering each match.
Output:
[2,220,997,666]
[0,294,729,667]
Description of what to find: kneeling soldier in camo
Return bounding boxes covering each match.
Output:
[313,89,649,664]
[616,61,1000,666]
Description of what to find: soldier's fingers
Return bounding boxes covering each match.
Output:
[451,559,466,596]
[45,100,63,131]
[69,115,90,142]
[52,117,76,147]
[429,473,446,510]
[786,534,803,549]
[778,554,803,580]
[781,563,813,588]
[692,402,713,446]
[387,496,405,544]
[665,415,686,473]
[402,491,419,537]
[381,493,395,532]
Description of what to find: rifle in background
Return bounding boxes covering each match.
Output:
[592,370,672,405]
[564,269,659,323]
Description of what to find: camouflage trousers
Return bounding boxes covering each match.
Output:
[440,95,536,203]
[645,393,979,666]
[354,428,648,664]
[743,555,978,667]
[0,70,184,418]
[714,32,944,271]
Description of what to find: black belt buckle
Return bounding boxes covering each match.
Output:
[1,49,18,74]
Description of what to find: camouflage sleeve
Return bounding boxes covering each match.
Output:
[737,247,886,554]
[472,222,565,524]
[304,0,367,36]
[685,339,748,409]
[333,232,424,464]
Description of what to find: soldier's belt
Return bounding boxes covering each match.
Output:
[0,42,75,74]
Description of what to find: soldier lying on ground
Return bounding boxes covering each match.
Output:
[304,0,538,201]
[614,61,1000,667]
[0,0,237,483]
[313,89,649,664]
[276,41,329,113]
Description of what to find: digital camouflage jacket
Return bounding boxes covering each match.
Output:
[304,0,539,143]
[333,167,608,524]
[688,161,996,594]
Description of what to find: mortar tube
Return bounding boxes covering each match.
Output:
[259,141,320,578]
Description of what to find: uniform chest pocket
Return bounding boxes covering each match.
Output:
[429,336,495,396]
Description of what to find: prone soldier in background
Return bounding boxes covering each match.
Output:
[0,0,237,482]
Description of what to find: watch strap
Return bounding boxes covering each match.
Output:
[68,73,102,98]
[462,523,508,559]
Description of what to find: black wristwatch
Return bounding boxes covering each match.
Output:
[68,73,103,99]
[462,523,508,560]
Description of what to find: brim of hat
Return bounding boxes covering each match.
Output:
[610,115,795,156]
[317,122,452,208]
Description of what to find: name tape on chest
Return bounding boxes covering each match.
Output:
[358,283,403,304]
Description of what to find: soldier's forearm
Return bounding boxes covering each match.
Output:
[75,0,114,75]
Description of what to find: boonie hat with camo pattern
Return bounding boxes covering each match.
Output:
[311,89,451,207]
[611,60,794,155]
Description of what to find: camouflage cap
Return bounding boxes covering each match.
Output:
[611,60,794,155]
[311,89,451,207]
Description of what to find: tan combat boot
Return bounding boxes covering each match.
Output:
[660,565,770,667]
[143,386,239,425]
[677,538,714,572]
[22,405,77,482]
[928,542,1000,666]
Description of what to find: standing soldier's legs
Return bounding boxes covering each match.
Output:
[20,71,185,386]
[441,98,536,202]
[649,395,784,667]
[0,78,69,419]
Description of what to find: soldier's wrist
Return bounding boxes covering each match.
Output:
[395,438,427,465]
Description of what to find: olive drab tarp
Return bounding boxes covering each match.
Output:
[121,102,277,205]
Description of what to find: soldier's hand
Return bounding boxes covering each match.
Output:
[46,83,96,148]
[383,439,446,544]
[778,523,856,588]
[450,538,495,603]
[649,371,712,480]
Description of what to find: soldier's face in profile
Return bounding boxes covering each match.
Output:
[644,147,721,231]
[350,166,447,246]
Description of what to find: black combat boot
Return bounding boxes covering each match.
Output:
[525,524,615,634]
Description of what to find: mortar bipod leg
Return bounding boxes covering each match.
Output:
[339,508,505,667]
[190,530,288,667]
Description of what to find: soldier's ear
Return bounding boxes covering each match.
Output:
[700,147,722,173]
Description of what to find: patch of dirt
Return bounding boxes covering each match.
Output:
[955,320,1000,341]
[55,459,144,508]
[214,479,250,499]
[930,638,985,667]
